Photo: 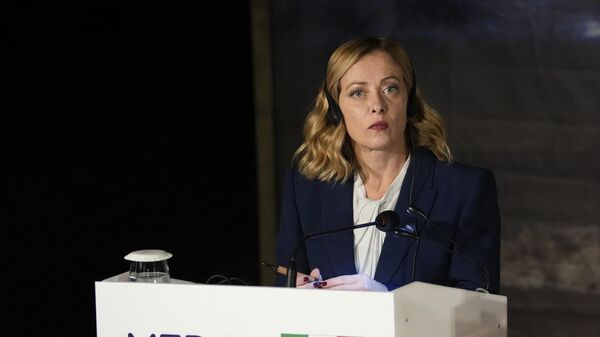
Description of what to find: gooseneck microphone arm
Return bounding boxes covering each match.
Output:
[286,221,374,287]
[286,210,401,287]
[406,205,490,293]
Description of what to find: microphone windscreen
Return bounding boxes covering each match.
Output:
[375,210,401,232]
[407,205,429,221]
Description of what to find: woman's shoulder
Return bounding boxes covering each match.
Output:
[284,165,354,194]
[448,160,494,178]
[285,165,327,188]
[285,164,351,190]
[416,147,496,182]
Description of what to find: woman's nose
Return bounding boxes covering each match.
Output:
[370,93,386,113]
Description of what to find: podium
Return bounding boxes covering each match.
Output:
[95,272,507,337]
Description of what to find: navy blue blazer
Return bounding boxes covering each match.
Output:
[275,148,501,293]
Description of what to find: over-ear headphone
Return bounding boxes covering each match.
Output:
[324,83,343,125]
[406,68,419,119]
[324,68,420,126]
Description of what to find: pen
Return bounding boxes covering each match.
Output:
[261,262,321,284]
[261,261,289,276]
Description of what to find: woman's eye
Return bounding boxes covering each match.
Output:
[351,90,364,98]
[384,86,398,94]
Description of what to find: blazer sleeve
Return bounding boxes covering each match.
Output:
[275,168,310,286]
[449,169,501,293]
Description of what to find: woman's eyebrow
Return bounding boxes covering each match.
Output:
[344,75,403,91]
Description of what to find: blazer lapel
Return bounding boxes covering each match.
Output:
[319,179,356,277]
[374,150,439,284]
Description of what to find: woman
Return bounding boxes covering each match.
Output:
[275,37,501,293]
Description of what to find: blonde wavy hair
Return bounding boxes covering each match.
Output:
[294,37,452,182]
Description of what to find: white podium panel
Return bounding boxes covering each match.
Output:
[95,273,506,337]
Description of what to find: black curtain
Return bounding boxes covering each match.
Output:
[5,1,258,335]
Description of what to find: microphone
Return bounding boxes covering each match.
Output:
[405,204,491,293]
[285,210,401,287]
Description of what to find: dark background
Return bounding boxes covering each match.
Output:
[4,1,600,336]
[5,1,258,335]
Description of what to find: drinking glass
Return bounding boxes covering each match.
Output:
[124,249,172,283]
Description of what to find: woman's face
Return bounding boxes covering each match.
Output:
[338,50,409,156]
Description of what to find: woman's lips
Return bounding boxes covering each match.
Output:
[369,121,389,130]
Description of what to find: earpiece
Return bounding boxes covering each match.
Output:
[324,84,343,126]
[406,68,419,118]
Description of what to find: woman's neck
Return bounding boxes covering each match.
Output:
[356,148,409,200]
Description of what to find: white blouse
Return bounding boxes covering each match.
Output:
[353,156,411,278]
